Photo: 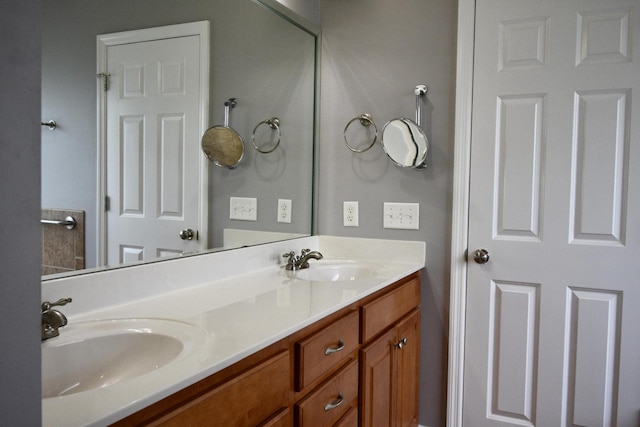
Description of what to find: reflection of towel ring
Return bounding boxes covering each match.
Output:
[252,117,281,153]
[343,113,377,153]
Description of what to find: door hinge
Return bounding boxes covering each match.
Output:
[105,195,111,212]
[97,73,111,92]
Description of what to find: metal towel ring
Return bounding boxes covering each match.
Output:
[251,117,281,153]
[343,113,377,153]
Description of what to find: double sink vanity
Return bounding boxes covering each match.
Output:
[42,236,425,426]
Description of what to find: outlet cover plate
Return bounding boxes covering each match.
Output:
[383,202,419,229]
[277,199,292,223]
[343,201,359,227]
[230,197,257,221]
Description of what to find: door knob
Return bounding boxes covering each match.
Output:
[179,228,195,240]
[472,249,490,264]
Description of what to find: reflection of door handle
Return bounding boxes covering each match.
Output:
[179,229,196,240]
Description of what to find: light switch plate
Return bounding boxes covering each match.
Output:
[277,199,292,223]
[383,202,419,229]
[230,197,257,221]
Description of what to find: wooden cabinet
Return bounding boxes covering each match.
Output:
[112,273,421,427]
[295,360,359,426]
[295,310,359,391]
[360,276,421,427]
[144,351,289,427]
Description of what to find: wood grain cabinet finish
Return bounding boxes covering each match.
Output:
[334,406,358,427]
[112,273,421,427]
[295,310,359,391]
[361,310,420,427]
[295,360,359,426]
[148,351,289,426]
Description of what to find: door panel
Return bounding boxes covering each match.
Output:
[464,1,640,426]
[106,34,203,265]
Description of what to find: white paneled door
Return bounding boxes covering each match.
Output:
[464,1,640,426]
[102,26,207,266]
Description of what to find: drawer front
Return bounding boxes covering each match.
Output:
[361,276,420,342]
[259,407,292,427]
[295,360,359,427]
[296,310,359,391]
[334,406,358,427]
[155,351,290,427]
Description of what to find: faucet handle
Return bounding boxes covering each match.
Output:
[300,248,311,256]
[41,297,72,312]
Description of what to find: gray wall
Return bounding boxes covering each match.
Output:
[276,0,320,26]
[41,0,315,266]
[0,1,42,425]
[318,1,456,425]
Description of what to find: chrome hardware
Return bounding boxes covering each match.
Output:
[283,249,323,271]
[252,117,281,153]
[96,73,111,91]
[179,228,196,240]
[344,113,378,153]
[41,298,72,341]
[472,248,490,264]
[414,84,428,126]
[324,340,345,355]
[394,337,408,350]
[41,120,57,130]
[41,216,76,230]
[324,392,344,411]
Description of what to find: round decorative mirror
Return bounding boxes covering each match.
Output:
[201,125,244,169]
[381,118,429,169]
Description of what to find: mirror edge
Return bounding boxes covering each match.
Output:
[42,0,321,282]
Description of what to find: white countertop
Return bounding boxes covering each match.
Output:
[41,236,425,427]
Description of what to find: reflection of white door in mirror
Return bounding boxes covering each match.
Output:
[98,23,209,267]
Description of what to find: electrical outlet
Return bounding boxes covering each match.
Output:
[277,199,292,223]
[383,202,419,229]
[343,201,359,227]
[229,197,257,221]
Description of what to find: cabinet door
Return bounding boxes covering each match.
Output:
[395,310,420,427]
[153,351,289,426]
[360,328,395,427]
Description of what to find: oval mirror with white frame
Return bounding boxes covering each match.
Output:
[381,118,429,169]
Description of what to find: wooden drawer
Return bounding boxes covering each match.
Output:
[259,407,292,427]
[361,276,420,342]
[152,351,289,426]
[295,360,359,426]
[334,406,358,427]
[295,310,359,391]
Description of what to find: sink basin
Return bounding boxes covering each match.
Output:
[42,318,205,399]
[292,260,379,282]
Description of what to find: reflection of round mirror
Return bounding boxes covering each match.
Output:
[381,118,429,169]
[201,125,244,168]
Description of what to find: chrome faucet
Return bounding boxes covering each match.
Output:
[41,298,72,341]
[283,249,323,271]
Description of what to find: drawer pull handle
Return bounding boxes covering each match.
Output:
[395,337,408,349]
[324,392,344,411]
[324,340,345,355]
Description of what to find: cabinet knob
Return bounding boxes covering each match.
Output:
[324,339,345,355]
[324,392,344,411]
[394,337,408,350]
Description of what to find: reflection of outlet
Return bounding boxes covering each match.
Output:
[277,199,292,223]
[383,202,419,229]
[343,201,359,227]
[230,197,257,221]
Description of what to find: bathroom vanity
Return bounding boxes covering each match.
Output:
[41,236,425,426]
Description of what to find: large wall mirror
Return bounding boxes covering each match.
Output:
[41,0,318,279]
